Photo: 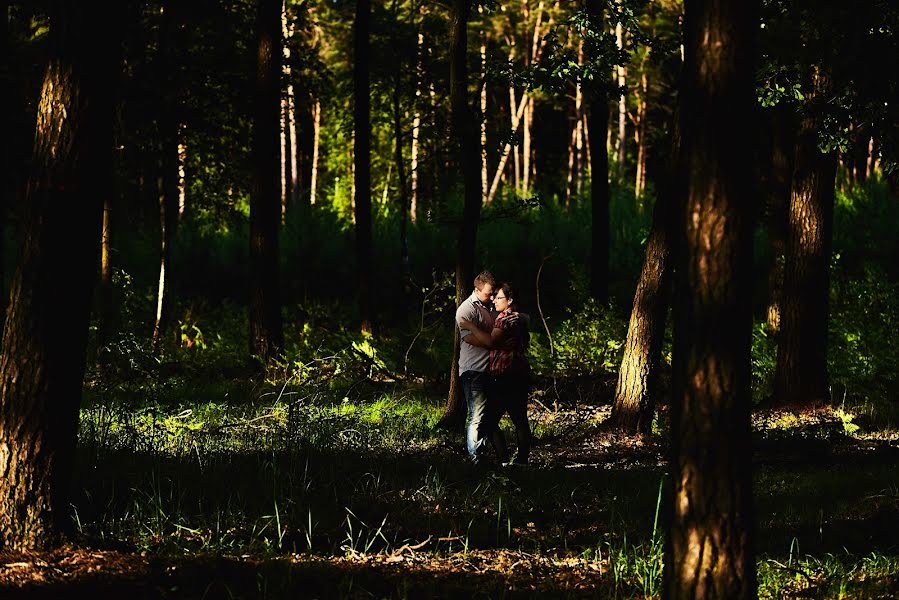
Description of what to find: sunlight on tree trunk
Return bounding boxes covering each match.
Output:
[310,100,320,205]
[0,1,112,551]
[774,65,837,407]
[666,0,758,596]
[611,102,679,433]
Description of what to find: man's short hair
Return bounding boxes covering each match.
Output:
[474,270,496,290]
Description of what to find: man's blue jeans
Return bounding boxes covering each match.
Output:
[461,370,491,464]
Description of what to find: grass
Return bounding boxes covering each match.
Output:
[65,373,899,597]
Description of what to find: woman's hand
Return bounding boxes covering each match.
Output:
[458,317,475,330]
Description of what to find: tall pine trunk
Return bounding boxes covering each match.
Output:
[354,0,373,335]
[443,0,482,425]
[249,0,284,361]
[773,66,837,406]
[309,100,320,205]
[0,1,112,551]
[586,0,609,303]
[666,0,757,596]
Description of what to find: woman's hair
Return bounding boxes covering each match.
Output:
[497,282,517,308]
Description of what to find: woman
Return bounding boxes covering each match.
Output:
[459,282,532,465]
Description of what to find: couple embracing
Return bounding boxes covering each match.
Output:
[455,270,532,468]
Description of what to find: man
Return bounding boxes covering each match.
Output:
[455,270,498,465]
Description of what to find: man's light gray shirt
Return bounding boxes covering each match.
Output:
[456,292,495,375]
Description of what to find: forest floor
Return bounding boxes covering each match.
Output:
[1,380,898,599]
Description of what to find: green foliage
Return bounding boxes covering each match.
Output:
[828,263,899,410]
[529,296,627,378]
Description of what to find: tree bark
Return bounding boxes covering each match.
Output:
[666,0,758,596]
[773,66,837,406]
[610,102,680,434]
[410,32,423,223]
[309,100,320,205]
[0,0,112,551]
[249,0,285,361]
[615,17,627,178]
[763,104,795,335]
[443,0,483,425]
[392,0,412,293]
[586,0,609,304]
[354,0,373,336]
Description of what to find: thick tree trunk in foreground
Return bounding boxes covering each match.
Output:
[354,0,373,336]
[666,0,758,597]
[249,0,284,361]
[443,0,482,425]
[0,1,111,551]
[773,67,837,406]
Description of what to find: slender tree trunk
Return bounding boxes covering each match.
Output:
[773,66,837,406]
[508,41,521,194]
[309,101,320,205]
[565,123,577,208]
[666,0,758,596]
[586,0,609,302]
[443,0,482,425]
[152,2,183,346]
[764,105,795,334]
[96,196,113,367]
[281,1,298,221]
[410,33,423,223]
[249,0,284,361]
[575,41,585,198]
[615,17,627,178]
[152,163,177,345]
[392,2,411,293]
[634,67,649,198]
[354,0,373,335]
[487,95,528,204]
[480,16,488,201]
[177,123,187,219]
[0,0,112,551]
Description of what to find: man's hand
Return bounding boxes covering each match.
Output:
[503,312,520,327]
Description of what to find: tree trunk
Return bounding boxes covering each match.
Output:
[249,0,284,361]
[615,18,627,179]
[666,0,758,596]
[764,104,795,335]
[0,0,112,551]
[610,102,680,434]
[96,195,114,367]
[480,16,488,201]
[310,100,320,205]
[0,0,9,329]
[152,1,184,346]
[410,33,422,223]
[390,0,412,296]
[586,0,609,303]
[634,66,649,198]
[575,40,585,197]
[773,66,837,406]
[443,0,483,425]
[354,0,373,336]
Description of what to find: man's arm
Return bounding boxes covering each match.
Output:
[459,317,492,348]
